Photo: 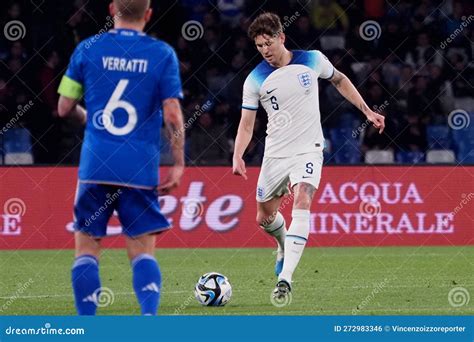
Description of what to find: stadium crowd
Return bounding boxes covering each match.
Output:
[0,0,472,165]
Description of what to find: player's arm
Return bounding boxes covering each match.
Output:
[232,108,257,180]
[57,96,87,125]
[57,42,86,125]
[157,98,184,195]
[329,69,385,133]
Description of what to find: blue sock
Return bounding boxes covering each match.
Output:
[71,255,101,315]
[131,254,161,315]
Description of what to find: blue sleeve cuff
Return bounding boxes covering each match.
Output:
[242,105,258,110]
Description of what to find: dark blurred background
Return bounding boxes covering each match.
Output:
[0,0,472,166]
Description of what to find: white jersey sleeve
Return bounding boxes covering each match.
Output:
[312,50,335,80]
[242,75,260,110]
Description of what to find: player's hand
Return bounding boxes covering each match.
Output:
[366,110,385,134]
[232,156,247,180]
[157,165,184,195]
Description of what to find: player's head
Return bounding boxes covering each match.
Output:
[110,0,152,26]
[248,13,286,65]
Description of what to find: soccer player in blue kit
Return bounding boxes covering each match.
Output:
[57,0,184,315]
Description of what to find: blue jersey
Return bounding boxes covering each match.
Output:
[58,28,183,188]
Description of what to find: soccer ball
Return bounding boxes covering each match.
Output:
[194,272,232,306]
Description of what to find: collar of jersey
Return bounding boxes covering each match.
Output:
[264,50,299,70]
[109,28,146,37]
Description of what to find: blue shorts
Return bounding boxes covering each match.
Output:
[73,182,171,238]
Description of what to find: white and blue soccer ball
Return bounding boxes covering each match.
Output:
[194,272,232,306]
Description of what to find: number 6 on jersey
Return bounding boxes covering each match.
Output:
[102,79,137,136]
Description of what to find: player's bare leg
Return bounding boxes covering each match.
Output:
[72,232,102,315]
[125,233,156,260]
[125,234,161,315]
[273,182,315,299]
[75,231,101,258]
[256,196,287,275]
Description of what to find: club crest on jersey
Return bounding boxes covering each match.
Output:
[298,72,312,88]
[257,186,265,199]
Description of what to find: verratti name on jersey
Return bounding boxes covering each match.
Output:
[58,28,183,189]
[102,56,148,73]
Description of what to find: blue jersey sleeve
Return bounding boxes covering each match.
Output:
[58,42,86,99]
[65,42,85,84]
[158,48,183,100]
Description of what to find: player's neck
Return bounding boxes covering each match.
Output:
[271,49,292,68]
[114,20,145,32]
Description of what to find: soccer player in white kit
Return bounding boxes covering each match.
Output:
[232,13,385,301]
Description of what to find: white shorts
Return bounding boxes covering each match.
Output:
[256,151,323,202]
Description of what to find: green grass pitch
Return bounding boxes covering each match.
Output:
[0,246,472,315]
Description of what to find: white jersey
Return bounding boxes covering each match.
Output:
[242,50,334,158]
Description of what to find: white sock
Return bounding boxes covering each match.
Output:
[260,211,287,251]
[278,209,310,284]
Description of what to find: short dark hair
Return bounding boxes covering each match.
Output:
[247,12,283,40]
[113,0,150,22]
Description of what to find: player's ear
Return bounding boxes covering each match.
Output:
[280,32,286,44]
[144,8,153,23]
[109,2,115,17]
